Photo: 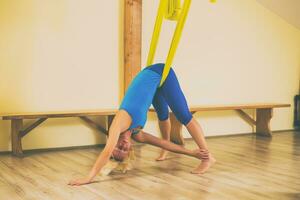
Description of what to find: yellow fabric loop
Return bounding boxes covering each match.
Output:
[146,0,191,87]
[147,0,216,87]
[165,0,181,20]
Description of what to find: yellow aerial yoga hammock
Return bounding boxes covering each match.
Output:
[147,0,216,87]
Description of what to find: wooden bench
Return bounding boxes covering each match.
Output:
[150,103,290,144]
[0,109,118,156]
[0,103,290,156]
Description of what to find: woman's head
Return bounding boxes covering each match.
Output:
[112,130,132,161]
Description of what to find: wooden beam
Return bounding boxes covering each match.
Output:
[256,108,273,137]
[2,109,118,120]
[123,0,142,157]
[20,118,47,138]
[80,117,108,135]
[1,103,289,120]
[124,0,142,92]
[11,119,23,156]
[149,103,290,113]
[235,109,256,126]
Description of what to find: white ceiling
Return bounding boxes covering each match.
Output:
[256,0,300,30]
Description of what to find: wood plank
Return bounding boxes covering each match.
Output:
[0,156,101,200]
[123,0,142,163]
[188,103,291,111]
[42,151,133,200]
[137,149,265,199]
[235,109,256,126]
[0,185,23,200]
[150,103,290,113]
[0,161,61,200]
[0,131,299,200]
[11,119,23,156]
[1,109,118,120]
[135,132,300,199]
[256,108,273,136]
[124,0,142,93]
[80,116,108,135]
[20,118,47,138]
[1,103,290,120]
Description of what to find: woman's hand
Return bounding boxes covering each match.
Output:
[68,177,93,186]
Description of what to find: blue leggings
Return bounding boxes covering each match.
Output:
[149,64,193,126]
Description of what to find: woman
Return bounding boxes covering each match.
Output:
[69,63,215,186]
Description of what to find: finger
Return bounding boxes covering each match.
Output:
[201,154,209,157]
[200,149,209,152]
[201,151,209,155]
[72,181,81,186]
[201,152,209,155]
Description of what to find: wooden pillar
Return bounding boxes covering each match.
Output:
[256,108,273,137]
[124,0,142,91]
[11,119,23,156]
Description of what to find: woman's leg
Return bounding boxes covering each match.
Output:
[160,68,216,174]
[156,119,171,160]
[132,131,208,160]
[152,89,171,160]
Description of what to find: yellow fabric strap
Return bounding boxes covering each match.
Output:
[147,0,216,87]
[146,0,191,87]
[165,0,181,20]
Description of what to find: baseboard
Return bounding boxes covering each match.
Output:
[273,129,297,133]
[0,143,106,156]
[185,128,298,140]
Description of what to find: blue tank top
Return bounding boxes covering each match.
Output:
[119,63,164,130]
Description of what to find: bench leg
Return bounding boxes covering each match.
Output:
[106,115,115,140]
[256,108,273,137]
[170,113,184,145]
[107,115,114,131]
[11,119,23,156]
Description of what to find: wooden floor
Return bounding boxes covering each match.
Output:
[0,131,299,200]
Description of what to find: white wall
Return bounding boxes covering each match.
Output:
[0,0,120,151]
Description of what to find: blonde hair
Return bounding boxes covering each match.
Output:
[99,147,135,176]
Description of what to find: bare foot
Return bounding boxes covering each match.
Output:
[156,149,168,161]
[191,155,216,174]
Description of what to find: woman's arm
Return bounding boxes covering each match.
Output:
[68,110,132,186]
[87,126,120,179]
[68,127,120,186]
